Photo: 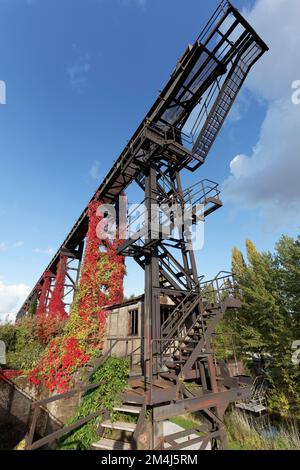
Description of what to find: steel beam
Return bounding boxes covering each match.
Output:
[153,386,251,422]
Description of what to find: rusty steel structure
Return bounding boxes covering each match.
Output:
[20,1,268,450]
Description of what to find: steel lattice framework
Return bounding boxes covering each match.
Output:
[18,1,268,450]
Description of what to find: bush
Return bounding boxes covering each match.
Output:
[0,316,64,371]
[58,357,129,450]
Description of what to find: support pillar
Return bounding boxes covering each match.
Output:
[144,165,161,380]
[36,270,55,317]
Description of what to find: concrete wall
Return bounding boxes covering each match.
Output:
[0,375,81,449]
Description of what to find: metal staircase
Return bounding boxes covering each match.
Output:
[118,178,222,259]
[157,273,241,381]
[192,60,249,167]
[92,402,141,451]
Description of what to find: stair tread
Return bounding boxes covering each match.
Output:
[92,438,132,451]
[121,392,145,404]
[102,420,136,432]
[113,405,141,414]
[128,388,145,396]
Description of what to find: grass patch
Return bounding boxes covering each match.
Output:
[226,409,300,450]
[169,415,199,430]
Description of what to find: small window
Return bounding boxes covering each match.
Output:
[128,309,138,336]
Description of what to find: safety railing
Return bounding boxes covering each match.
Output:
[105,337,142,370]
[126,200,147,240]
[26,381,105,450]
[123,179,220,250]
[159,272,239,370]
[161,272,236,338]
[183,179,221,207]
[190,79,221,139]
[199,271,238,304]
[197,0,230,44]
[146,120,194,149]
[161,285,200,337]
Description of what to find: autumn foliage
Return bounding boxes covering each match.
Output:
[28,200,125,393]
[48,255,68,320]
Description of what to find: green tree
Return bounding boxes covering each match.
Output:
[0,318,43,370]
[231,240,288,358]
[275,235,300,337]
[214,237,300,417]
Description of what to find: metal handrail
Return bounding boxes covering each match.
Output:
[146,120,194,149]
[124,179,220,247]
[197,1,230,44]
[160,272,238,364]
[162,272,236,336]
[183,179,221,206]
[26,381,105,450]
[26,336,142,451]
[106,337,142,370]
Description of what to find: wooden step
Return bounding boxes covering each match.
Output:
[113,405,141,415]
[121,392,145,404]
[92,438,132,451]
[102,421,136,433]
[127,387,145,396]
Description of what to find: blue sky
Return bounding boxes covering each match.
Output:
[0,0,299,319]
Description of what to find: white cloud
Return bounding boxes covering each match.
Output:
[33,247,54,255]
[89,160,102,181]
[0,243,8,252]
[222,0,300,227]
[244,0,300,102]
[0,281,30,324]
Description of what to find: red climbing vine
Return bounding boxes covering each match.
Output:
[36,270,53,318]
[28,199,125,393]
[48,255,68,320]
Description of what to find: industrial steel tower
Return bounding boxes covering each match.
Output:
[19,1,268,450]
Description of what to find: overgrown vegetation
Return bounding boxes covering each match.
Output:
[0,316,64,371]
[213,235,300,418]
[27,200,125,393]
[169,415,200,431]
[57,357,129,450]
[226,410,300,450]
